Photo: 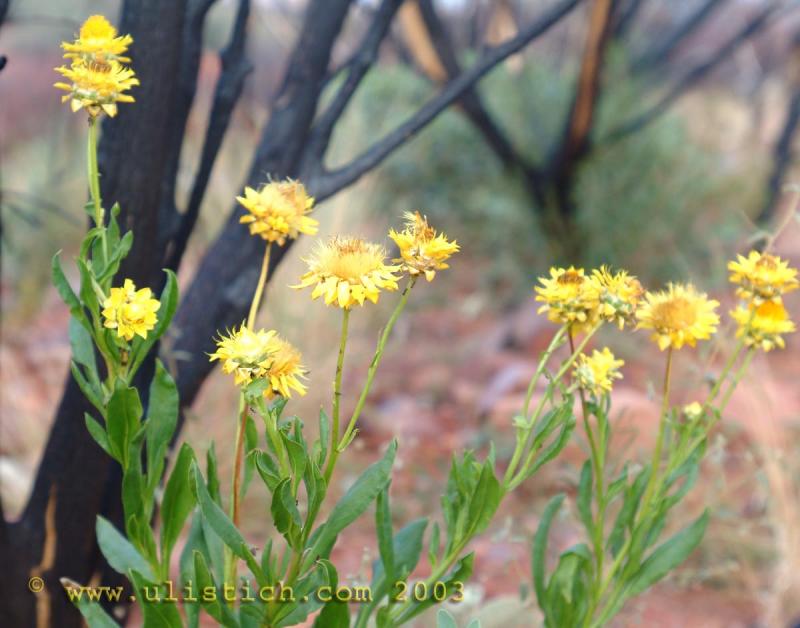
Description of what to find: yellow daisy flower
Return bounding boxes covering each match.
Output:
[573,348,624,396]
[54,59,139,117]
[636,283,720,351]
[588,266,643,329]
[728,250,798,304]
[731,299,796,352]
[388,211,459,281]
[209,325,307,398]
[535,266,599,330]
[237,180,318,245]
[292,236,400,309]
[61,15,133,63]
[101,279,160,341]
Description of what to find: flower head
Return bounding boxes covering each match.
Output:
[683,401,704,420]
[728,250,798,304]
[54,60,139,117]
[292,236,400,308]
[731,299,796,352]
[636,283,720,350]
[588,266,643,329]
[535,266,599,330]
[237,180,318,245]
[209,325,307,398]
[61,15,133,63]
[574,348,624,396]
[102,279,160,341]
[388,211,459,281]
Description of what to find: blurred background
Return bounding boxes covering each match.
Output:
[2,0,800,625]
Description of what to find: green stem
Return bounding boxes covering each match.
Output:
[503,326,567,486]
[224,397,249,594]
[638,347,673,519]
[323,308,351,484]
[247,242,273,329]
[716,348,755,414]
[338,278,416,452]
[507,324,600,490]
[87,116,108,266]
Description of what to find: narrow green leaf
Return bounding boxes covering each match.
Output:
[106,381,142,469]
[146,360,179,484]
[192,551,239,627]
[375,486,395,586]
[307,440,397,563]
[95,516,155,581]
[160,444,196,573]
[85,413,112,457]
[628,510,709,596]
[61,578,120,627]
[128,570,183,628]
[532,493,565,608]
[577,461,593,535]
[191,463,265,584]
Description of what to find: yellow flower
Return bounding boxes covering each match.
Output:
[636,283,720,351]
[237,180,318,245]
[55,15,138,117]
[574,348,624,396]
[683,401,704,420]
[731,299,796,352]
[209,325,307,398]
[54,59,138,117]
[61,15,133,63]
[535,266,599,330]
[292,236,400,309]
[388,211,459,281]
[728,250,798,304]
[588,266,643,329]
[102,279,160,341]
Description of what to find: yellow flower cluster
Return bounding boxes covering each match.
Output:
[728,250,797,352]
[55,15,138,117]
[210,325,307,399]
[102,279,160,341]
[237,180,318,245]
[574,348,624,396]
[535,266,643,331]
[389,211,460,281]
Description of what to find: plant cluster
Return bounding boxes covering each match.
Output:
[48,16,798,628]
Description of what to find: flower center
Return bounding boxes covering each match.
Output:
[653,297,696,330]
[558,270,584,285]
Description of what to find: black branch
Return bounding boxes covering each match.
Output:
[165,0,253,273]
[607,2,779,143]
[313,0,583,201]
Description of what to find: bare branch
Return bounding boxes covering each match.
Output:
[631,0,726,75]
[606,3,778,143]
[305,0,403,162]
[165,0,253,272]
[759,84,800,222]
[611,0,647,39]
[417,0,528,170]
[313,0,583,201]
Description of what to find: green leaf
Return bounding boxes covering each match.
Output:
[628,510,709,596]
[72,362,105,414]
[85,413,112,457]
[577,461,593,535]
[69,317,97,372]
[61,578,120,627]
[96,230,133,283]
[192,551,239,627]
[527,413,576,477]
[128,570,184,628]
[396,553,474,623]
[160,444,196,574]
[206,443,222,504]
[317,408,330,467]
[375,486,395,586]
[52,252,87,325]
[191,462,265,585]
[271,478,302,548]
[106,380,143,468]
[95,516,155,581]
[306,440,397,565]
[532,493,564,608]
[146,361,179,487]
[254,451,281,491]
[544,544,591,626]
[437,609,458,628]
[608,467,649,557]
[274,559,337,626]
[464,461,502,539]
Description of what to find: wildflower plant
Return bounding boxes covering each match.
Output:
[47,14,798,628]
